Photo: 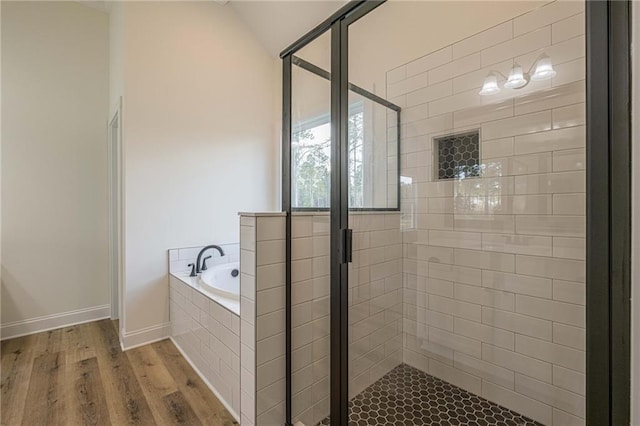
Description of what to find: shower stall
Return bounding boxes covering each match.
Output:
[279,1,630,425]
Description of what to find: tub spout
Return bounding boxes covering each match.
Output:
[196,245,225,274]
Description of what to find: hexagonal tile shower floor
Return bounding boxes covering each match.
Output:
[317,363,542,425]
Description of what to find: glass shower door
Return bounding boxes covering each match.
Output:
[288,31,333,426]
[280,0,607,423]
[343,5,405,424]
[341,1,587,425]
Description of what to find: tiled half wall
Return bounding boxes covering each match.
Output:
[238,213,286,426]
[169,275,242,420]
[388,1,586,424]
[237,212,403,426]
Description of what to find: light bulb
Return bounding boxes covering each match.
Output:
[479,74,500,96]
[530,56,556,81]
[504,65,528,89]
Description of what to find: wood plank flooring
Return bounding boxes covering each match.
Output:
[1,319,238,426]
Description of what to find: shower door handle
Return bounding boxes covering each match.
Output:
[341,228,353,264]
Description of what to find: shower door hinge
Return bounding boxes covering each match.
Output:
[341,228,353,264]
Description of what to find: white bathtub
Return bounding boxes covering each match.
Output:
[170,261,240,315]
[198,262,240,299]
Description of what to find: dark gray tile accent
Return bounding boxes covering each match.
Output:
[435,130,480,180]
[318,363,542,425]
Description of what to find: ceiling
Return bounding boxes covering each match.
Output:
[76,1,109,13]
[229,1,346,57]
[77,0,345,57]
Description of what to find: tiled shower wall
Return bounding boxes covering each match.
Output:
[292,212,403,426]
[348,213,403,396]
[238,213,288,426]
[388,1,586,425]
[289,213,330,426]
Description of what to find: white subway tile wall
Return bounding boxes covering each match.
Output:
[350,213,404,395]
[290,213,330,426]
[169,275,241,421]
[170,214,286,426]
[391,2,585,424]
[168,243,240,274]
[238,214,287,426]
[239,215,257,426]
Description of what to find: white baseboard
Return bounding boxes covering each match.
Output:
[1,304,111,340]
[169,336,241,423]
[121,322,170,350]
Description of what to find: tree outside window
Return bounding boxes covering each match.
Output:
[292,104,365,209]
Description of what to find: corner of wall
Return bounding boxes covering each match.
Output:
[120,321,171,351]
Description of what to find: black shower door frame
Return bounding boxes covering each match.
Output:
[280,1,631,425]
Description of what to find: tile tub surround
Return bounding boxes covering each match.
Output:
[170,271,240,315]
[169,275,242,421]
[389,1,586,425]
[169,243,240,314]
[169,216,288,426]
[168,243,240,274]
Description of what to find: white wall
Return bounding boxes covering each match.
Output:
[1,2,110,333]
[109,1,124,112]
[117,2,278,341]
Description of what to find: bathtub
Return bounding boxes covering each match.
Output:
[198,262,240,299]
[170,261,240,315]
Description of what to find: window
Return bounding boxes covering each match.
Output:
[292,114,331,209]
[292,103,365,209]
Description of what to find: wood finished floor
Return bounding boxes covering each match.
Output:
[0,319,238,426]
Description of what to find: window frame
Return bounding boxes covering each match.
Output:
[290,56,401,212]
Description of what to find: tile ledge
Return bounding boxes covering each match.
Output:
[292,210,401,216]
[170,272,240,316]
[239,211,401,217]
[238,211,286,217]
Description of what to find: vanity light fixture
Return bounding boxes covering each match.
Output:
[503,65,528,89]
[530,55,557,81]
[478,73,501,95]
[479,54,556,96]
